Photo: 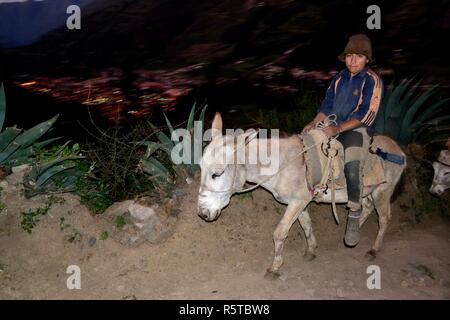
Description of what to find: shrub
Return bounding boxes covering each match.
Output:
[375,78,450,146]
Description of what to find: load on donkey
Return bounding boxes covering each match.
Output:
[197,34,407,278]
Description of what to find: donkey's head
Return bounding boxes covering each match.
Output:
[197,113,255,221]
[429,150,450,196]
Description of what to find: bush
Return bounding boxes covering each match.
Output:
[375,78,450,146]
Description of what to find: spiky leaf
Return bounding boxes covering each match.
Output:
[33,137,63,150]
[141,158,170,178]
[187,101,197,133]
[0,126,22,152]
[148,122,174,156]
[35,163,77,188]
[0,141,21,163]
[162,112,174,137]
[14,114,59,149]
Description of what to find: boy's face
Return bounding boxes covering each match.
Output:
[345,53,368,75]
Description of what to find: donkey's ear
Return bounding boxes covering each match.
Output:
[211,112,223,139]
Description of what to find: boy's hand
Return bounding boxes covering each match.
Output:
[301,121,315,134]
[322,125,340,137]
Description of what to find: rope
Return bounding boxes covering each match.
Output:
[313,115,341,224]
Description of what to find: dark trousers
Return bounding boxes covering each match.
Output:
[336,127,371,211]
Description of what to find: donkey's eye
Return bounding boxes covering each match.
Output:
[212,171,224,179]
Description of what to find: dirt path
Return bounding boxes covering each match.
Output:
[1,173,449,299]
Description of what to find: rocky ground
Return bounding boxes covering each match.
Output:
[0,163,449,300]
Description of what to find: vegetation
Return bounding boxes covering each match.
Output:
[0,84,61,167]
[138,102,207,194]
[23,142,86,198]
[75,176,113,215]
[375,78,450,146]
[20,204,51,234]
[99,230,109,240]
[69,101,207,213]
[115,215,126,230]
[247,89,319,132]
[1,83,86,199]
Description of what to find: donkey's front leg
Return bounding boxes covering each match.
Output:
[265,200,307,279]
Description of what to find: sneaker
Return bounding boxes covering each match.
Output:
[344,211,360,247]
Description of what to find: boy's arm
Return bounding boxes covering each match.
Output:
[324,73,383,136]
[303,75,339,133]
[347,72,383,127]
[317,75,338,116]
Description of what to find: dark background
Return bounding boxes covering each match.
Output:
[0,0,449,132]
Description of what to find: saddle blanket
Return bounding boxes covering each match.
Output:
[301,129,385,190]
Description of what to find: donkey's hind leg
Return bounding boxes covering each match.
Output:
[366,186,392,260]
[297,209,317,261]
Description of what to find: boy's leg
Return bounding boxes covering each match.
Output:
[337,127,370,247]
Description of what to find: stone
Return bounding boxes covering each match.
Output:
[102,200,133,219]
[5,164,31,186]
[88,236,97,247]
[11,164,31,174]
[101,197,178,247]
[140,215,176,244]
[0,180,8,190]
[128,203,156,221]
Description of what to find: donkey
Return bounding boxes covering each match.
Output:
[430,150,450,196]
[197,113,406,278]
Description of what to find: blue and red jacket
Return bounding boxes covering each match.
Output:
[318,66,384,128]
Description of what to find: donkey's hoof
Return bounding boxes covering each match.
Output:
[304,252,316,261]
[264,269,282,280]
[365,249,377,261]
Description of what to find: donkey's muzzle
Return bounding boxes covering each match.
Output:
[429,185,445,197]
[197,207,219,221]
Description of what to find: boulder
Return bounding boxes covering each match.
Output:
[100,196,180,246]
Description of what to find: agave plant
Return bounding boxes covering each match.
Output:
[0,83,85,197]
[0,83,61,166]
[138,102,207,191]
[374,78,450,145]
[23,142,86,198]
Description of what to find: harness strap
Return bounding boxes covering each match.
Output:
[437,160,450,167]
